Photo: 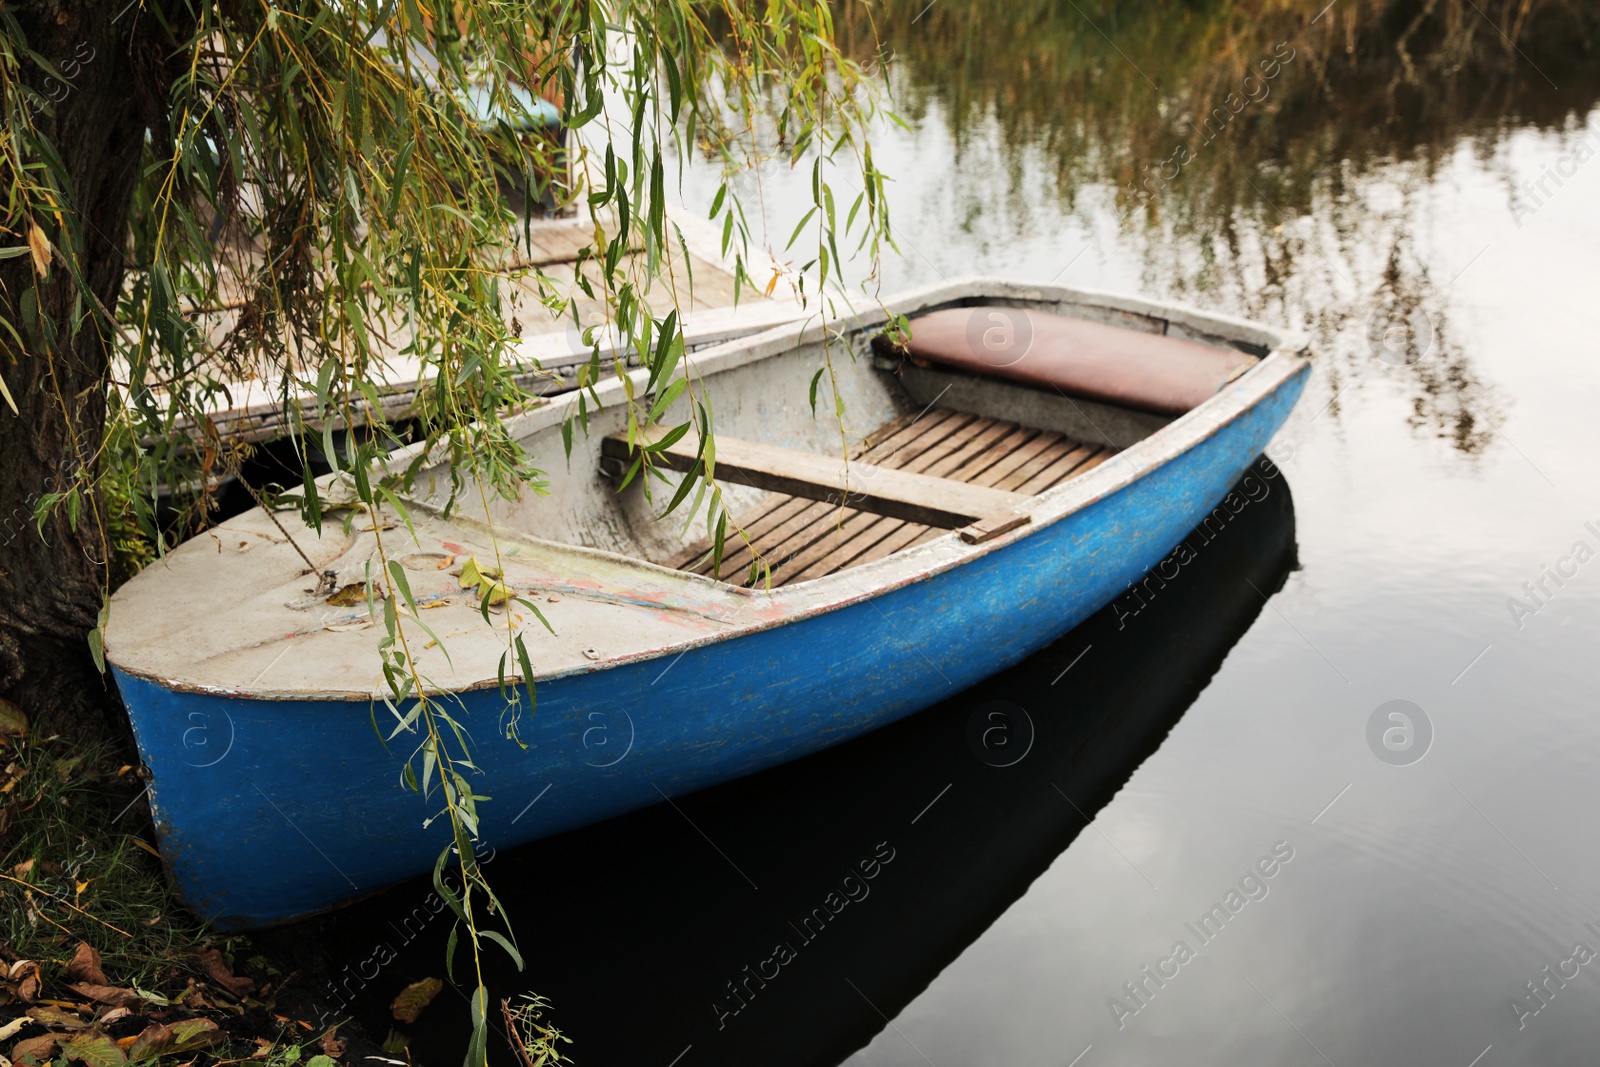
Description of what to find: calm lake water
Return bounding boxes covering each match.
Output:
[312,5,1600,1064]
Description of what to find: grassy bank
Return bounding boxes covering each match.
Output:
[0,724,402,1067]
[1,720,573,1067]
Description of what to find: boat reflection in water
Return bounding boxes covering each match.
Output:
[303,458,1298,1067]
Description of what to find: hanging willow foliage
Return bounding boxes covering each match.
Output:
[0,1,892,1060]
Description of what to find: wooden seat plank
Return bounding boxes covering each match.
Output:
[601,422,1024,531]
[991,436,1082,493]
[1013,443,1110,496]
[727,507,843,585]
[854,409,925,455]
[687,495,811,574]
[800,438,1118,580]
[672,409,947,575]
[964,429,1064,487]
[862,409,981,471]
[842,519,936,571]
[704,411,973,580]
[673,494,803,573]
[770,506,900,584]
[920,417,1020,475]
[938,423,1040,486]
[1010,443,1098,495]
[660,405,1120,587]
[751,413,1005,581]
[823,425,1088,575]
[775,417,1027,584]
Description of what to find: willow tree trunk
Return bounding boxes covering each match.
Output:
[0,5,168,742]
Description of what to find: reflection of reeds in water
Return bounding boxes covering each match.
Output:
[837,0,1600,455]
[842,0,1600,205]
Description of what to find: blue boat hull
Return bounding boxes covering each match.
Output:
[114,364,1306,928]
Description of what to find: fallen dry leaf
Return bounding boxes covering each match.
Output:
[120,1017,222,1064]
[324,583,381,607]
[193,947,254,998]
[389,977,442,1024]
[400,552,454,571]
[63,1030,126,1067]
[124,1023,171,1063]
[456,556,502,588]
[168,1018,223,1049]
[64,983,143,1009]
[0,1015,30,1041]
[177,983,209,1011]
[8,959,40,1003]
[318,1026,347,1058]
[65,943,107,986]
[0,698,26,738]
[27,1005,91,1029]
[27,223,50,278]
[12,1034,59,1066]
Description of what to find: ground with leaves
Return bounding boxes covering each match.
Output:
[0,711,433,1067]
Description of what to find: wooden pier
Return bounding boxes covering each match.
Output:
[173,211,811,448]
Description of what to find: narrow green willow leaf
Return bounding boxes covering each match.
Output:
[387,559,417,615]
[480,930,523,970]
[646,379,687,425]
[785,205,819,251]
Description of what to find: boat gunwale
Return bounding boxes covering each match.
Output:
[106,277,1310,699]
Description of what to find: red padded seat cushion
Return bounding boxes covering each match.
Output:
[901,306,1257,416]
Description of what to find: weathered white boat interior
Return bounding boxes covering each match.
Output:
[108,280,1302,697]
[406,285,1270,589]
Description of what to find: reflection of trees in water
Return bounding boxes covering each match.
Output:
[1137,165,1499,455]
[1372,236,1496,456]
[844,0,1600,224]
[839,0,1600,455]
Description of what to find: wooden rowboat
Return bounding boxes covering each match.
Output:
[350,466,1300,1067]
[105,277,1310,929]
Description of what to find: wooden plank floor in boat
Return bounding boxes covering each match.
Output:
[670,409,1117,587]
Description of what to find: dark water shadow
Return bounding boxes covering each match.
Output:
[276,462,1299,1066]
